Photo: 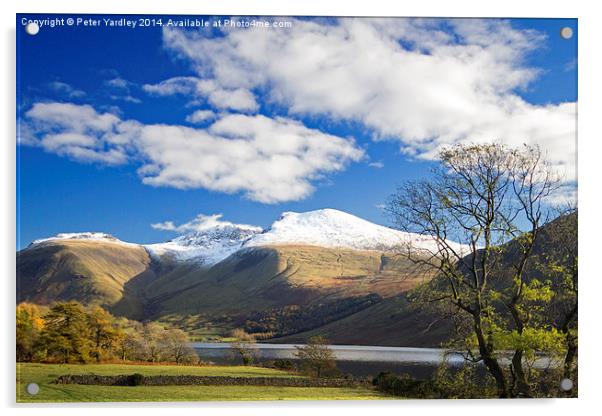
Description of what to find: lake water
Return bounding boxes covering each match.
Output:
[191,343,468,378]
[193,342,466,364]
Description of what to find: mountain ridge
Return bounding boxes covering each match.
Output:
[17,208,473,345]
[25,209,467,266]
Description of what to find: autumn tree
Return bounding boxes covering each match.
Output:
[387,143,570,398]
[87,306,123,362]
[141,322,166,363]
[163,328,197,364]
[116,321,145,361]
[294,336,337,378]
[16,303,45,361]
[41,302,93,363]
[15,303,200,365]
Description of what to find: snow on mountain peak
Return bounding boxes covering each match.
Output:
[31,232,132,247]
[144,222,261,265]
[28,209,466,265]
[147,208,467,265]
[245,208,464,253]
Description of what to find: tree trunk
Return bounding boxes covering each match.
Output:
[511,349,531,397]
[474,316,509,398]
[482,354,509,398]
[563,335,577,379]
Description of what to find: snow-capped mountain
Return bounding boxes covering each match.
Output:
[145,209,467,265]
[144,223,261,264]
[30,232,136,247]
[27,209,466,266]
[245,209,464,253]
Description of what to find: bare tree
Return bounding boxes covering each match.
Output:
[119,327,144,361]
[141,322,166,363]
[294,336,337,378]
[163,329,197,364]
[387,143,562,398]
[229,329,257,366]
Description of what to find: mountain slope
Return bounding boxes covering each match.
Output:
[17,238,154,316]
[270,295,451,347]
[16,209,467,344]
[146,244,437,319]
[269,212,578,347]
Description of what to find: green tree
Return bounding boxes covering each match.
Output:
[388,143,570,398]
[294,336,337,378]
[41,302,92,363]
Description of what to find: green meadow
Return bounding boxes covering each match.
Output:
[16,363,386,402]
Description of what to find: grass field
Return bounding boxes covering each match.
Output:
[16,363,386,402]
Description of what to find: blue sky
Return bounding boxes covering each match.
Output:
[16,15,577,249]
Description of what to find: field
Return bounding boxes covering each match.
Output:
[16,363,386,402]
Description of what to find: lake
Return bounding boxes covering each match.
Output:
[192,343,469,378]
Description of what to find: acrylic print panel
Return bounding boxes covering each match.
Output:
[16,14,577,402]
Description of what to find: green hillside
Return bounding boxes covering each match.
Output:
[268,212,577,347]
[147,245,435,317]
[17,241,438,344]
[17,213,574,347]
[17,240,154,317]
[269,295,450,347]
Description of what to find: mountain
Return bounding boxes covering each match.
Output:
[145,208,465,264]
[270,212,578,347]
[17,236,153,317]
[245,209,466,253]
[17,209,467,344]
[145,223,261,265]
[17,210,575,346]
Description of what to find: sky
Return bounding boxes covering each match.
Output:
[16,15,577,249]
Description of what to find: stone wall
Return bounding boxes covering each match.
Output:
[54,374,370,388]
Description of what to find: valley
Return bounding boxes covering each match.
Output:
[17,209,447,346]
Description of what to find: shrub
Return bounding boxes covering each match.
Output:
[373,371,439,398]
[129,373,145,386]
[272,359,295,371]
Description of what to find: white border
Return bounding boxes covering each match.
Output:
[2,1,600,415]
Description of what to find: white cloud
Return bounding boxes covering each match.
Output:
[543,182,578,208]
[26,102,120,133]
[186,109,216,123]
[564,58,577,72]
[161,18,576,182]
[151,220,177,231]
[143,76,258,112]
[47,81,86,98]
[23,102,364,203]
[133,114,363,202]
[368,161,384,169]
[104,77,142,104]
[207,87,257,112]
[142,76,199,96]
[151,213,261,233]
[23,103,128,165]
[110,95,141,104]
[105,77,129,89]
